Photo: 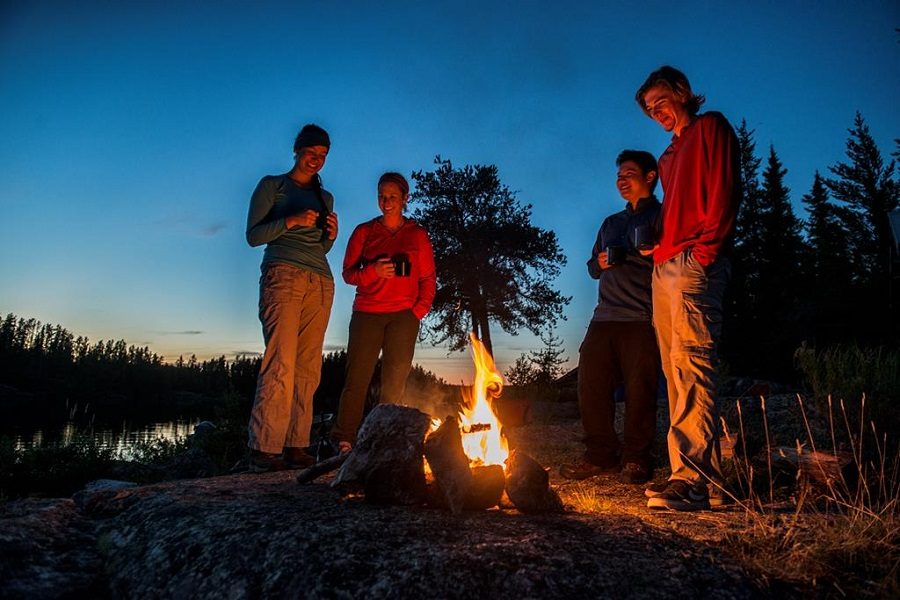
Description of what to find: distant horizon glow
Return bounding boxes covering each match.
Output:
[1,1,897,383]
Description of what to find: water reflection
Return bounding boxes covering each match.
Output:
[12,419,201,459]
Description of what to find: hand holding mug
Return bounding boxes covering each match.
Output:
[598,251,610,270]
[374,257,395,278]
[324,212,338,240]
[605,245,627,266]
[286,209,319,229]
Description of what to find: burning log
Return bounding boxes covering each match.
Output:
[332,404,432,505]
[424,416,473,514]
[505,449,563,514]
[465,465,505,510]
[461,423,491,434]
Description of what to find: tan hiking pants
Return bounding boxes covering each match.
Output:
[652,249,728,483]
[248,263,334,453]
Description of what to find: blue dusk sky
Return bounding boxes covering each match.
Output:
[1,1,897,382]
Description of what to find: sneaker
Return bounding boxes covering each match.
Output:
[559,459,619,480]
[282,447,316,469]
[644,480,669,498]
[248,450,288,473]
[646,480,710,511]
[618,463,650,485]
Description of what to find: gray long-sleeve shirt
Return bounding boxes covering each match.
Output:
[589,196,660,322]
[246,174,335,278]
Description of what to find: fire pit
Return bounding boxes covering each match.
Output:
[299,334,561,514]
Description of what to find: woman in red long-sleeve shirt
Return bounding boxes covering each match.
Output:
[330,172,437,450]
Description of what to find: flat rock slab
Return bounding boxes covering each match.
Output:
[0,498,105,598]
[0,471,767,599]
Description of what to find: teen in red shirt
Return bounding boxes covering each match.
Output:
[636,66,740,511]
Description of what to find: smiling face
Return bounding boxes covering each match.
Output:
[642,84,692,135]
[294,145,329,179]
[616,160,655,205]
[378,181,407,219]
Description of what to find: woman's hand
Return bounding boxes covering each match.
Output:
[325,212,338,240]
[373,257,395,279]
[285,209,319,230]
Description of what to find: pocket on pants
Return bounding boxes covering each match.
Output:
[259,265,295,311]
[678,291,717,349]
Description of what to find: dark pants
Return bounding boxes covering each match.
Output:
[331,309,420,444]
[578,320,660,470]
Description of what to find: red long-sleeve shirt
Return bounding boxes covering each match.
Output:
[655,112,741,267]
[342,218,437,319]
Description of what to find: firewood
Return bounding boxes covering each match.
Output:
[505,449,563,513]
[465,465,505,510]
[424,416,473,514]
[295,454,348,485]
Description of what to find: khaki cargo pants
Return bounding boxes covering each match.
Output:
[248,263,334,454]
[652,249,728,484]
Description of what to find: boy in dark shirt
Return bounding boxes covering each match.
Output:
[560,150,661,485]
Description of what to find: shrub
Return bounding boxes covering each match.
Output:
[794,343,900,438]
[0,435,114,499]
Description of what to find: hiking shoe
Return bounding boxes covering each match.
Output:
[618,463,651,485]
[560,459,619,480]
[644,480,670,498]
[282,447,316,469]
[248,450,288,473]
[646,480,710,511]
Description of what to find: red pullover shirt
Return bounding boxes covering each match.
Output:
[342,218,437,319]
[656,112,741,267]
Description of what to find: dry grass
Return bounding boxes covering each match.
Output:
[721,394,900,598]
[566,482,616,514]
[515,395,900,598]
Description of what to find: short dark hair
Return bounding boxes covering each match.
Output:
[293,123,331,153]
[378,172,409,196]
[635,66,705,117]
[616,150,659,192]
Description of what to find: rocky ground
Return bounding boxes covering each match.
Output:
[1,396,811,599]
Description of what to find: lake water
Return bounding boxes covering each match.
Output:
[6,418,202,459]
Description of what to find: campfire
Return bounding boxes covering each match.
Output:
[428,333,509,472]
[302,334,562,515]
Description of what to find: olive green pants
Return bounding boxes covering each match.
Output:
[331,309,420,444]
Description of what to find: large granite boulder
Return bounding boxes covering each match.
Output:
[332,404,432,504]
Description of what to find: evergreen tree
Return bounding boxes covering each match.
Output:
[826,113,898,281]
[410,157,570,355]
[733,119,766,275]
[528,331,568,386]
[825,112,899,341]
[748,146,806,376]
[801,172,859,342]
[723,121,766,374]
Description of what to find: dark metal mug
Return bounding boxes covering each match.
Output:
[633,224,656,251]
[605,246,626,266]
[392,255,411,277]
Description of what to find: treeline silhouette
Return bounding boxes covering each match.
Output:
[0,314,444,421]
[723,113,898,380]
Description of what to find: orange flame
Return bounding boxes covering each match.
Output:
[457,332,509,469]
